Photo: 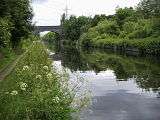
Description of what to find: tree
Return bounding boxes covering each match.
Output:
[137,0,160,18]
[8,0,33,48]
[96,20,120,36]
[0,0,10,17]
[91,14,107,27]
[63,16,91,42]
[0,18,12,47]
[61,13,66,26]
[115,7,137,28]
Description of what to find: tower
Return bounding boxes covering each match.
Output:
[64,0,70,19]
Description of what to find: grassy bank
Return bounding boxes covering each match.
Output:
[80,35,160,55]
[0,48,17,71]
[0,42,80,120]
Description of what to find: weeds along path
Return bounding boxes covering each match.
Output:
[0,55,22,81]
[0,42,42,81]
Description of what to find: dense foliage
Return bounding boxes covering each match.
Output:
[62,16,91,42]
[42,32,59,44]
[0,0,33,48]
[0,42,85,120]
[76,0,160,55]
[137,0,160,18]
[61,0,160,55]
[0,18,12,47]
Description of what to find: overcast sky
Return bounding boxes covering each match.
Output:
[32,0,140,26]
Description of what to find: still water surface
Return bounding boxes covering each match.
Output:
[51,47,160,120]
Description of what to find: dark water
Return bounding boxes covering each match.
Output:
[51,46,160,120]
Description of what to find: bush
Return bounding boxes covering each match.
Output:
[80,28,100,47]
[0,18,12,48]
[95,20,120,35]
[42,32,57,43]
[122,19,152,39]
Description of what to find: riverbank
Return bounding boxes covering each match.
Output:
[0,48,17,71]
[0,41,79,120]
[80,36,160,56]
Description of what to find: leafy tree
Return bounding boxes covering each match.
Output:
[8,0,33,48]
[42,32,57,43]
[0,18,12,47]
[63,16,91,42]
[115,7,137,28]
[120,19,153,39]
[91,14,107,27]
[151,18,160,37]
[61,13,66,26]
[0,0,33,48]
[95,20,120,36]
[137,0,160,18]
[0,0,10,17]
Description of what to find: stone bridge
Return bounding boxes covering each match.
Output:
[34,26,62,34]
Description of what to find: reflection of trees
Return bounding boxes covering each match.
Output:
[60,46,88,72]
[105,58,130,80]
[82,50,160,92]
[136,70,160,92]
[57,46,160,92]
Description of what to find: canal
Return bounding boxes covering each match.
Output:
[51,46,160,120]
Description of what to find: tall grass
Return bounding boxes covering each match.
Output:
[0,41,87,120]
[0,47,16,70]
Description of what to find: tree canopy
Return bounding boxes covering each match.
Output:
[0,0,33,48]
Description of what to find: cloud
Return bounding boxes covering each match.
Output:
[32,0,48,4]
[32,0,140,26]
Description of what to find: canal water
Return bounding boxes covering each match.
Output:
[51,46,160,120]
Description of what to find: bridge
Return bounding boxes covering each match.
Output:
[34,26,62,34]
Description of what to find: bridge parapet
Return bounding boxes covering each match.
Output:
[34,26,62,34]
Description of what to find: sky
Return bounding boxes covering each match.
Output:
[32,0,140,26]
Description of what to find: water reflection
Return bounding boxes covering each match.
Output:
[52,46,160,95]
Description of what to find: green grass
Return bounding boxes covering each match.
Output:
[0,48,17,71]
[0,41,86,120]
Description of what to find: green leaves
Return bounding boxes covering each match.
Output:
[0,18,12,47]
[0,0,33,48]
[42,32,56,43]
[137,0,160,18]
[63,16,91,42]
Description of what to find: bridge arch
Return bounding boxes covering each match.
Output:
[34,26,62,35]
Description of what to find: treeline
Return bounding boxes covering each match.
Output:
[62,0,160,55]
[0,0,33,49]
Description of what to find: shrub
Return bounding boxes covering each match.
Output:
[96,20,120,35]
[80,28,100,47]
[0,18,12,48]
[42,32,57,43]
[122,19,152,39]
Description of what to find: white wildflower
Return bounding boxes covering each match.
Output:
[10,90,18,95]
[20,82,28,91]
[23,65,29,71]
[36,75,42,79]
[53,96,60,103]
[43,66,49,71]
[47,73,53,80]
